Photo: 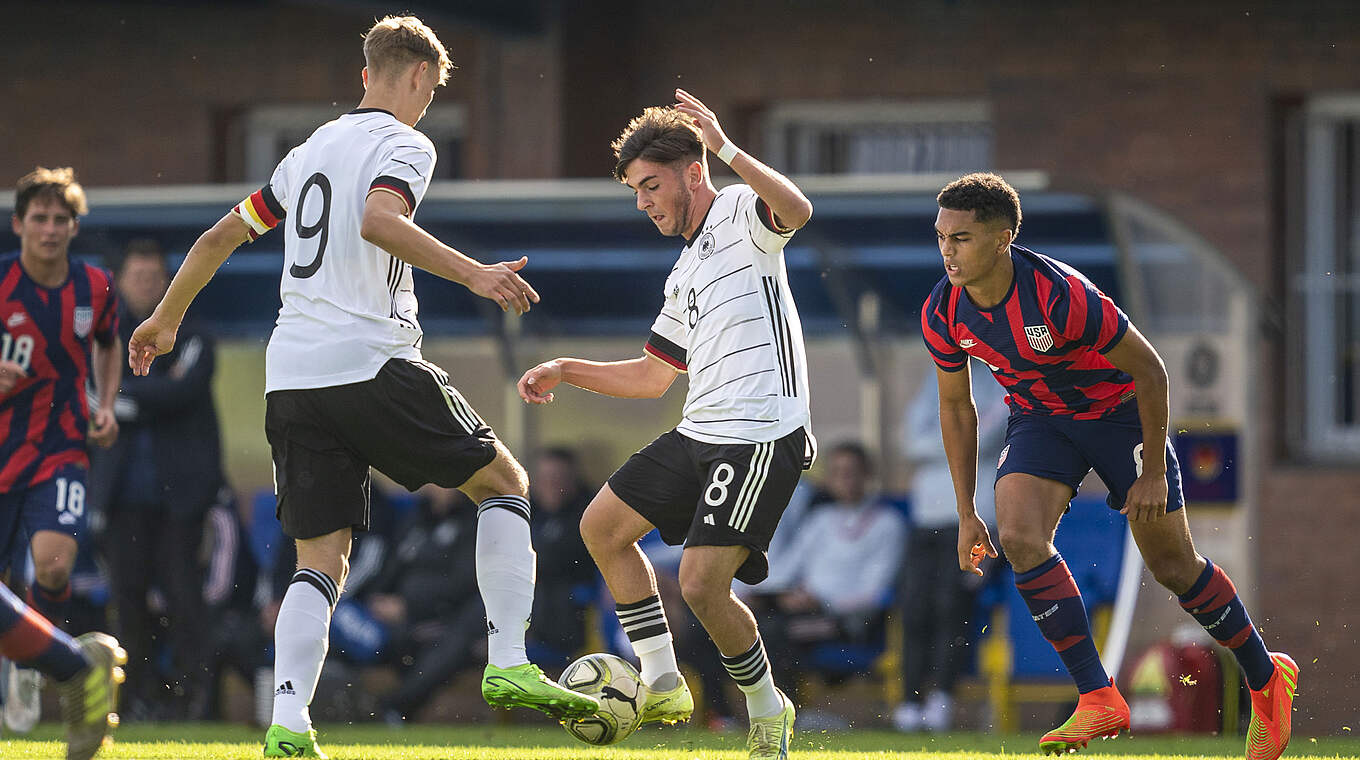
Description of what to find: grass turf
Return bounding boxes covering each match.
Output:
[2,723,1358,759]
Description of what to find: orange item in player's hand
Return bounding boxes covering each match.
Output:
[970,542,987,569]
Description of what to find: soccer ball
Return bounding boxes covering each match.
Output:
[559,653,645,746]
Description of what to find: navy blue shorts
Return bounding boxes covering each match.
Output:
[0,464,90,572]
[994,399,1184,512]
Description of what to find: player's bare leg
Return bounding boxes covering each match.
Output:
[680,546,792,759]
[996,474,1129,754]
[1132,506,1294,760]
[994,473,1070,573]
[464,442,598,720]
[580,485,691,724]
[580,485,660,604]
[1127,506,1202,593]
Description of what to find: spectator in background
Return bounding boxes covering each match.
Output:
[893,361,1008,732]
[525,448,596,669]
[751,443,907,701]
[89,238,223,719]
[198,491,268,720]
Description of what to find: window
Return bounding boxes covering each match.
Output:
[234,104,467,183]
[763,100,992,175]
[1288,95,1360,460]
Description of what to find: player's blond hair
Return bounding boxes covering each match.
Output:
[14,166,88,219]
[363,16,453,86]
[611,106,704,181]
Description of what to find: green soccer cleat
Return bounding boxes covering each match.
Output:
[58,632,126,760]
[481,662,600,720]
[640,672,694,725]
[746,688,795,760]
[263,724,328,758]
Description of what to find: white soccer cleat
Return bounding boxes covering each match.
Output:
[4,659,43,733]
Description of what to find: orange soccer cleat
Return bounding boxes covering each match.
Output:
[1247,652,1299,760]
[1039,680,1131,755]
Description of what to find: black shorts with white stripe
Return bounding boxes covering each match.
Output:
[265,358,498,539]
[607,427,807,585]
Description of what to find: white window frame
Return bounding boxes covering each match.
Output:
[763,99,992,175]
[240,104,467,182]
[1297,94,1360,460]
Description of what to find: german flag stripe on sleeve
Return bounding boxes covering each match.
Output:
[233,184,285,241]
[369,175,415,215]
[644,331,688,371]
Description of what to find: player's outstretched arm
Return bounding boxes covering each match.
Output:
[673,88,812,231]
[360,191,539,314]
[518,354,678,404]
[1103,324,1172,522]
[937,364,997,575]
[130,212,251,376]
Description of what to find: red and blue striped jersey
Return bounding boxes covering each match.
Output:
[920,246,1133,419]
[0,253,118,490]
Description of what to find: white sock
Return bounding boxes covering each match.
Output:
[721,634,784,719]
[476,496,535,668]
[616,594,679,685]
[271,569,338,733]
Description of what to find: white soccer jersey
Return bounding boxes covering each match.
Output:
[643,184,812,446]
[233,108,436,392]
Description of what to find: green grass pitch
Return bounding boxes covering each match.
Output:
[2,723,1359,760]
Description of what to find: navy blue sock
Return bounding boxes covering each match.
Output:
[1015,553,1110,694]
[1177,558,1274,690]
[26,582,72,630]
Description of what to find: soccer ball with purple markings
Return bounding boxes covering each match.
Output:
[559,653,644,745]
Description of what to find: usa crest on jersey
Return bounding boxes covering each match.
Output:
[1024,324,1053,352]
[73,306,93,338]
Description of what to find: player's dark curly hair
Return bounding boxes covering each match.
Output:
[937,172,1022,236]
[611,106,704,181]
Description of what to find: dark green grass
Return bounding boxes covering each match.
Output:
[2,723,1358,759]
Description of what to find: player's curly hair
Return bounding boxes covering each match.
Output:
[363,15,454,86]
[937,172,1022,236]
[611,106,704,181]
[14,166,88,220]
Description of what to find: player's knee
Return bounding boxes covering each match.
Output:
[677,568,726,618]
[462,446,528,503]
[33,561,70,590]
[579,500,622,554]
[1144,553,1199,595]
[996,525,1047,567]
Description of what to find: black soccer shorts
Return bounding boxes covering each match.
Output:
[264,357,498,539]
[607,426,809,585]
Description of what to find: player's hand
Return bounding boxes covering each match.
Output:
[1121,471,1169,522]
[673,89,733,157]
[467,257,539,314]
[957,513,997,576]
[128,313,181,376]
[89,406,118,448]
[0,360,26,395]
[518,360,563,404]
